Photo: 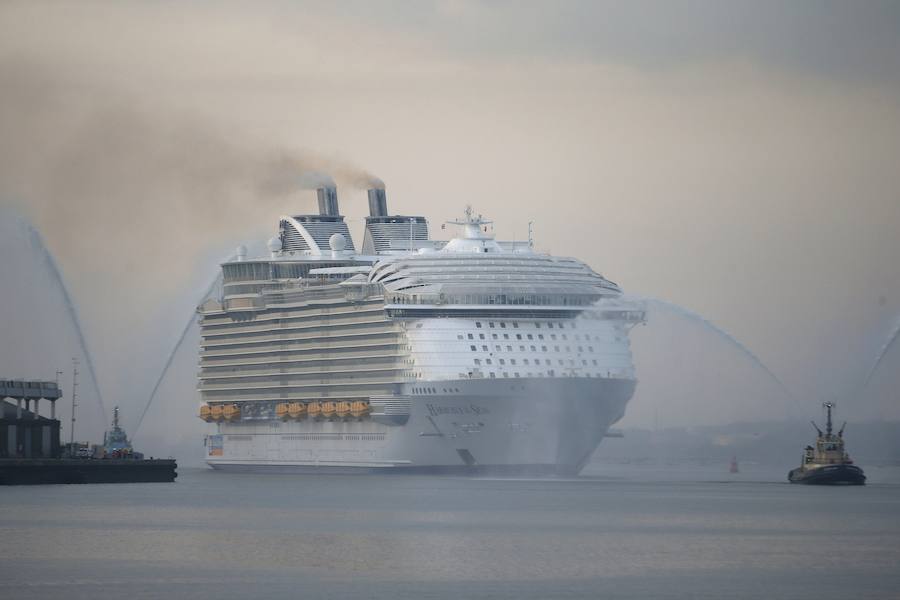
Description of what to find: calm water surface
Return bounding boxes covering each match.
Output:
[2,463,899,599]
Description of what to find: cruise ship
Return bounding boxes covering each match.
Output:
[197,186,645,475]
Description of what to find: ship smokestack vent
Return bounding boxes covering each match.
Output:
[317,187,340,216]
[367,188,388,217]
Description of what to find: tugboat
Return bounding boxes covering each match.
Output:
[788,402,865,485]
[102,406,143,459]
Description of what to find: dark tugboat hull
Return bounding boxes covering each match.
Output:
[788,464,866,485]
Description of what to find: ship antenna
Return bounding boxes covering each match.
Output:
[823,401,834,435]
[69,357,79,453]
[810,420,823,436]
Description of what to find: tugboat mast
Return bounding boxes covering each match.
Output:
[824,402,834,436]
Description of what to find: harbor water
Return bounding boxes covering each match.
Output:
[2,462,900,599]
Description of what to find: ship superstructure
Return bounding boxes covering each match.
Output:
[197,186,644,474]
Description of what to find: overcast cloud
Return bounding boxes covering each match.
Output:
[1,1,898,444]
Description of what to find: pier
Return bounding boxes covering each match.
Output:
[0,378,176,485]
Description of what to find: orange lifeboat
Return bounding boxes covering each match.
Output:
[336,401,351,419]
[210,404,224,421]
[288,402,307,420]
[350,400,370,419]
[307,401,321,419]
[275,403,289,420]
[223,404,241,421]
[320,401,337,420]
[199,404,212,422]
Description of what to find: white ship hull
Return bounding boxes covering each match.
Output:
[206,377,635,475]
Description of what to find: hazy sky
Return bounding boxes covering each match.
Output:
[1,1,898,438]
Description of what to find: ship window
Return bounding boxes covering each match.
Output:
[499,359,505,365]
[548,369,555,376]
[489,372,496,378]
[486,359,492,365]
[524,359,530,365]
[492,334,498,339]
[513,322,519,328]
[527,334,534,340]
[503,372,509,378]
[510,359,516,365]
[592,360,598,366]
[516,334,522,340]
[500,323,506,328]
[468,333,474,339]
[538,334,544,340]
[457,335,463,340]
[519,345,525,351]
[530,345,536,351]
[474,359,481,365]
[535,322,541,328]
[588,346,594,352]
[476,322,482,328]
[541,345,548,351]
[547,323,553,329]
[551,334,557,340]
[494,345,501,351]
[489,322,495,328]
[503,334,509,340]
[470,345,477,351]
[506,345,512,351]
[514,372,520,378]
[479,333,485,339]
[482,345,488,351]
[582,360,588,366]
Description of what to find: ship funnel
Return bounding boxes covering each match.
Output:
[367,188,388,217]
[317,186,340,216]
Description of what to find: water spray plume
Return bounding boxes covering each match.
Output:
[23,218,108,423]
[636,296,795,402]
[862,316,900,389]
[132,263,228,438]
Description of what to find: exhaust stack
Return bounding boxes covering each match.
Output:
[317,187,340,216]
[367,188,388,217]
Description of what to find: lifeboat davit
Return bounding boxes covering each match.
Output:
[210,404,224,422]
[350,400,370,419]
[320,401,337,419]
[275,403,289,420]
[222,404,241,422]
[199,404,212,422]
[336,401,351,419]
[288,402,307,420]
[307,401,321,419]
